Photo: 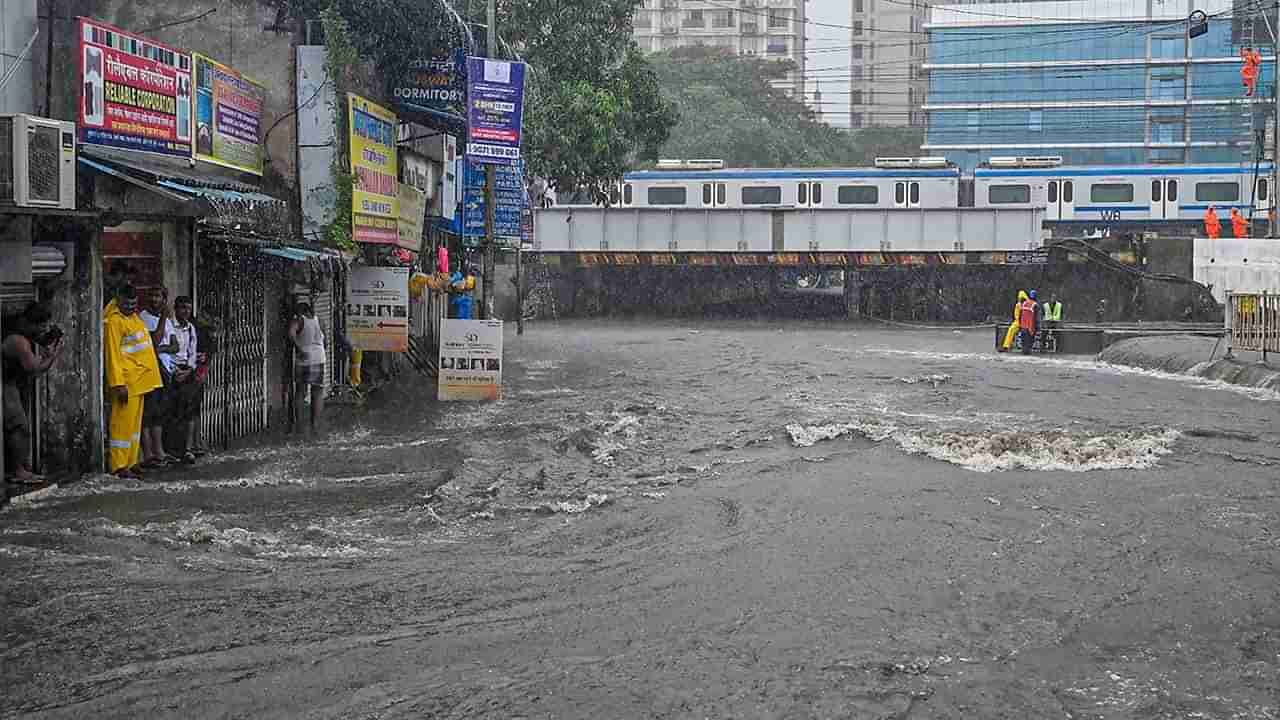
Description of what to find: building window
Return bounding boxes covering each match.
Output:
[1152,74,1185,100]
[855,0,864,11]
[683,10,704,28]
[648,187,687,205]
[967,110,980,133]
[852,44,863,59]
[853,20,863,36]
[1028,110,1042,132]
[742,186,783,205]
[1195,182,1240,202]
[852,90,863,105]
[838,185,879,204]
[851,112,864,128]
[989,185,1031,204]
[769,12,788,29]
[1152,36,1185,59]
[712,9,734,28]
[768,40,788,55]
[1090,184,1135,203]
[852,66,863,81]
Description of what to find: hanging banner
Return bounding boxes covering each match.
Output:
[393,48,467,121]
[348,94,400,245]
[78,17,192,158]
[346,266,410,352]
[465,57,526,165]
[398,183,428,252]
[192,53,266,175]
[438,319,503,401]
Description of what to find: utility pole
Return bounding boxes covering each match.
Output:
[481,0,498,318]
[1273,2,1279,237]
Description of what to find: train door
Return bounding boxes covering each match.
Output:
[1254,176,1270,214]
[701,182,728,208]
[1149,177,1179,219]
[893,181,921,208]
[797,181,823,208]
[1046,178,1075,220]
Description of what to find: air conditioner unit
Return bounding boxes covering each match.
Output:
[913,156,950,168]
[0,114,77,210]
[874,157,914,168]
[685,159,725,170]
[1019,155,1063,167]
[986,156,1021,168]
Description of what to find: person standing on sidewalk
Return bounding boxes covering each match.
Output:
[3,303,64,485]
[104,285,162,478]
[139,288,177,469]
[289,301,327,438]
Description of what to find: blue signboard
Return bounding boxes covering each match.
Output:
[463,158,526,245]
[393,47,467,123]
[465,57,526,165]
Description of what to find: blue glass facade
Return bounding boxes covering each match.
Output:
[924,21,1274,171]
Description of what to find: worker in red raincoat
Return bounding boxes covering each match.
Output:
[1204,205,1222,239]
[1231,207,1250,238]
[1242,47,1262,97]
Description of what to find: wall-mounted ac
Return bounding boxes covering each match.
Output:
[0,114,77,210]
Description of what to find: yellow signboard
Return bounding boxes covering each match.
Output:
[348,94,399,245]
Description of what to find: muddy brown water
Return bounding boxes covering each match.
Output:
[3,321,1278,718]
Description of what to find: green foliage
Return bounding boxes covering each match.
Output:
[321,3,356,252]
[649,47,923,168]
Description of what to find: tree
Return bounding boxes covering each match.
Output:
[649,47,922,167]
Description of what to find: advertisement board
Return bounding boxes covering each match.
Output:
[438,319,503,401]
[463,158,525,245]
[393,48,467,120]
[465,57,525,165]
[398,183,428,252]
[78,17,192,158]
[348,94,400,245]
[346,266,410,352]
[192,53,265,175]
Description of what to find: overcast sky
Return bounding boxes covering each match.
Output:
[805,0,852,128]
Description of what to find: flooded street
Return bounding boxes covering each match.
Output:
[3,321,1278,719]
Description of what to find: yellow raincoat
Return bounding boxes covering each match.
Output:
[104,298,163,472]
[1001,291,1028,351]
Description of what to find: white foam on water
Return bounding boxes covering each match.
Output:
[77,513,372,560]
[898,373,952,386]
[785,418,1179,473]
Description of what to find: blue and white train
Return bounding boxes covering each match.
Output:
[551,157,1274,232]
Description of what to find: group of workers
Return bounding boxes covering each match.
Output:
[999,290,1063,354]
[1204,205,1251,239]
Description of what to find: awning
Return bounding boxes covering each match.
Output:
[257,246,341,263]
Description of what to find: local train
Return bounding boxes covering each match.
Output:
[551,157,1274,231]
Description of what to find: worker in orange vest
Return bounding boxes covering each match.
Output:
[1242,47,1262,97]
[1204,205,1222,239]
[1231,207,1250,238]
[1018,291,1039,355]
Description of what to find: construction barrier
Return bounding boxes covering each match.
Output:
[1227,291,1280,359]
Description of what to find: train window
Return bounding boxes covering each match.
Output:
[1195,181,1239,202]
[1048,182,1057,203]
[623,183,633,205]
[988,184,1031,204]
[1151,180,1161,202]
[1258,178,1269,201]
[702,183,713,205]
[909,182,920,205]
[798,183,809,205]
[811,183,822,205]
[1090,183,1135,203]
[838,185,878,204]
[716,184,726,204]
[894,183,905,204]
[742,186,783,205]
[1167,179,1177,201]
[648,186,688,205]
[1063,181,1073,202]
[608,185,621,206]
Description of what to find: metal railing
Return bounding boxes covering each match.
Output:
[1227,291,1280,360]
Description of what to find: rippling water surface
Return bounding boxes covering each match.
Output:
[3,321,1278,718]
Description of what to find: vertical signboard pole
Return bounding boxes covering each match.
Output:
[482,0,499,320]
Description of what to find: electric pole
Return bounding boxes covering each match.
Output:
[482,0,498,318]
[1273,1,1279,237]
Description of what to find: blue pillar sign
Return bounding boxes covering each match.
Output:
[463,158,526,246]
[465,57,526,165]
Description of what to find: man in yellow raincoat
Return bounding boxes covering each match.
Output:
[104,285,162,478]
[1000,290,1028,352]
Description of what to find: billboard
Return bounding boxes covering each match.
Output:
[348,94,400,245]
[463,158,525,246]
[79,17,192,158]
[346,266,410,352]
[438,319,503,401]
[465,57,525,165]
[393,48,467,120]
[192,53,265,175]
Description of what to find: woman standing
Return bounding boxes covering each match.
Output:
[289,301,326,438]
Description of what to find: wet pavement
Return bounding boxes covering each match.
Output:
[3,321,1279,718]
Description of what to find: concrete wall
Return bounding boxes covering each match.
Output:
[0,0,38,114]
[1193,237,1280,303]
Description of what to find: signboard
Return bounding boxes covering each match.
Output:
[393,49,466,120]
[78,17,192,158]
[398,183,428,252]
[346,266,410,352]
[465,57,526,165]
[348,94,400,245]
[463,158,525,245]
[192,53,266,175]
[438,319,503,401]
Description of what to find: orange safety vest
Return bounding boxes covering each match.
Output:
[1205,208,1221,238]
[1019,299,1038,331]
[1232,210,1249,238]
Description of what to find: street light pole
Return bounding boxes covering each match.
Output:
[482,0,498,318]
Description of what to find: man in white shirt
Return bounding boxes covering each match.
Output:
[139,288,176,467]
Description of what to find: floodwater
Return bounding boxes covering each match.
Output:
[3,322,1278,719]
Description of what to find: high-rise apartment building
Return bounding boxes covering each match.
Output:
[849,0,928,128]
[633,0,808,99]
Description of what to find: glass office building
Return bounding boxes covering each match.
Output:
[923,0,1275,171]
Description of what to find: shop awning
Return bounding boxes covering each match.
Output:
[257,246,340,263]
